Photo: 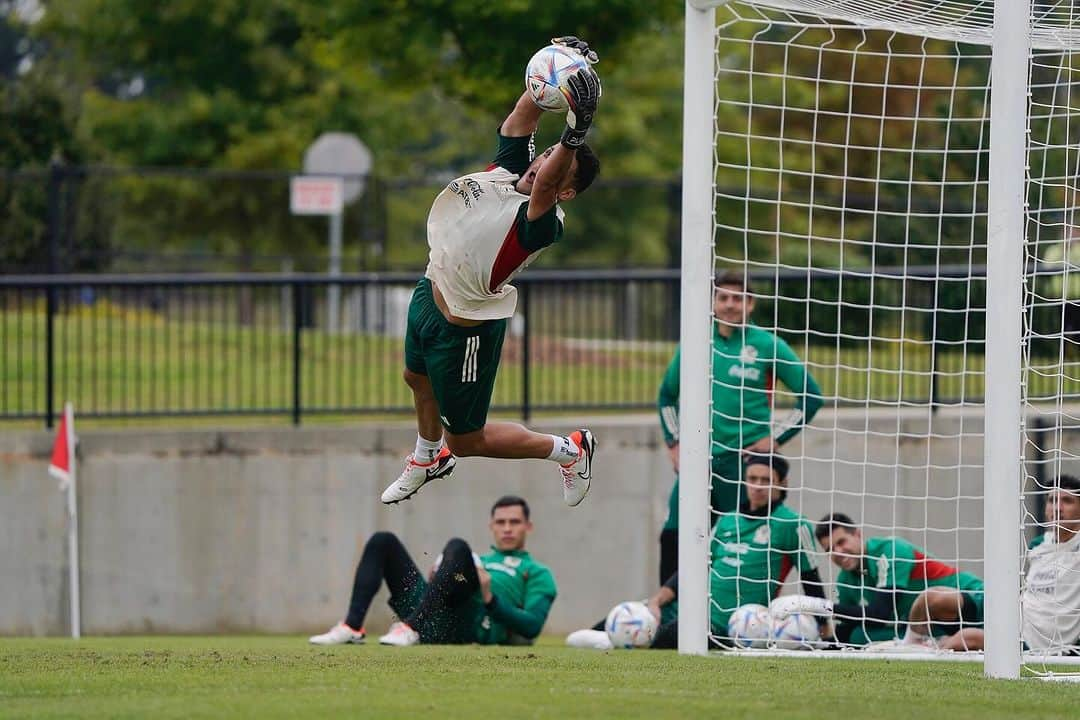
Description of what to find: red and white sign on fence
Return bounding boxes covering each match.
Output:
[290,176,344,215]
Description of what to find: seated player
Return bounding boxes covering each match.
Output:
[948,475,1080,653]
[309,495,556,647]
[815,513,985,650]
[567,454,828,649]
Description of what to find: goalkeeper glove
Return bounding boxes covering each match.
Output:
[768,594,834,620]
[561,67,601,149]
[551,35,599,64]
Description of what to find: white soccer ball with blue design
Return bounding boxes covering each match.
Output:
[770,612,821,650]
[727,603,771,649]
[605,601,658,649]
[525,44,591,112]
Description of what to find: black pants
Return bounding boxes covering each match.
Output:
[344,531,481,643]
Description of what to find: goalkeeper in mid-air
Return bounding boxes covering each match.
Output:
[380,37,602,508]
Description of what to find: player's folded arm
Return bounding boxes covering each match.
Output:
[486,593,555,640]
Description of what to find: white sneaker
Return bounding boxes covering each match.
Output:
[309,622,366,645]
[381,447,456,504]
[379,621,420,647]
[566,628,613,650]
[560,429,596,507]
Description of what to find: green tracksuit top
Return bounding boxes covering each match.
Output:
[658,323,823,454]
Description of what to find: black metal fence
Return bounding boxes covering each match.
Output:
[10,265,1062,428]
[0,270,685,427]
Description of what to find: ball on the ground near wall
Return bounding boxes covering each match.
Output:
[726,603,771,649]
[605,601,659,649]
[524,44,591,112]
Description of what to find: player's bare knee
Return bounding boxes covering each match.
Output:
[445,432,481,457]
[403,368,431,394]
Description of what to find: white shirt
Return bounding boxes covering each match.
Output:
[1022,531,1080,652]
[425,166,563,321]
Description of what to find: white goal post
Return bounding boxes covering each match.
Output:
[679,0,1080,680]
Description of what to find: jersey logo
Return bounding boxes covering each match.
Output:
[502,556,521,568]
[740,346,759,364]
[875,555,890,588]
[729,365,762,381]
[753,525,771,545]
[448,177,484,208]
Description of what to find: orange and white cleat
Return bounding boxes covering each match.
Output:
[560,429,596,507]
[381,447,456,504]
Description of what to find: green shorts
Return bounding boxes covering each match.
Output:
[662,452,744,531]
[404,278,507,435]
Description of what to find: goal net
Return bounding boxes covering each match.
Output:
[678,0,1080,679]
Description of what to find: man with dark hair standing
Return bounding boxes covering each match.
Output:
[656,269,823,582]
[310,495,556,647]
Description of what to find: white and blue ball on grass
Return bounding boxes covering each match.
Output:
[524,44,592,112]
[605,601,659,649]
[770,612,821,650]
[726,603,771,649]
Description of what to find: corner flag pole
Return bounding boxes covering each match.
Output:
[49,401,80,639]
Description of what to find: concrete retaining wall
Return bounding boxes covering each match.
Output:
[1,410,1073,637]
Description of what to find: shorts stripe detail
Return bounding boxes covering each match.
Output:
[462,336,479,382]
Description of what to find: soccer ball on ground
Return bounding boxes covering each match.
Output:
[770,612,821,650]
[726,603,771,649]
[525,44,591,112]
[605,601,659,649]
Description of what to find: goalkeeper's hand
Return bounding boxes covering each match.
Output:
[551,35,599,64]
[768,594,834,620]
[561,67,601,149]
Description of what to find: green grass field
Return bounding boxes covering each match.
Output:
[2,637,1079,719]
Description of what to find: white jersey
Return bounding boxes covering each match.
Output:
[1021,531,1080,652]
[425,166,563,320]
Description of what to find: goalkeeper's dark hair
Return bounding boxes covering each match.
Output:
[491,495,530,520]
[572,143,599,194]
[815,512,858,542]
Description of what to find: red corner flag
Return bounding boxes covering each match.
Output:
[48,405,73,491]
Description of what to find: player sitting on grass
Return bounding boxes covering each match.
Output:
[815,512,985,650]
[310,495,556,647]
[946,475,1080,654]
[381,36,601,508]
[566,454,829,649]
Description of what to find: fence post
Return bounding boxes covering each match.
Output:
[292,280,303,426]
[44,162,65,429]
[520,283,531,422]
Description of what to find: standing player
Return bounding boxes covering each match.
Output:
[381,37,602,507]
[656,270,823,582]
[815,513,985,650]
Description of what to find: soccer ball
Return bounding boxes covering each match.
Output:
[525,44,591,112]
[726,604,771,649]
[605,601,659,649]
[770,612,821,650]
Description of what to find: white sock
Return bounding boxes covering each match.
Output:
[414,435,444,464]
[546,435,580,464]
[903,626,927,645]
